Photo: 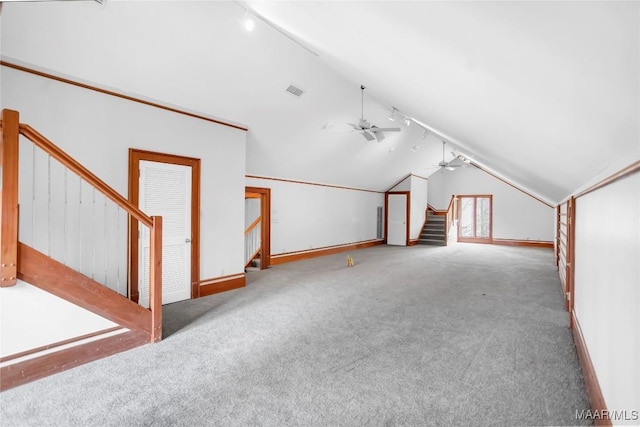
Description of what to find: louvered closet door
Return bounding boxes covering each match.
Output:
[138,160,192,307]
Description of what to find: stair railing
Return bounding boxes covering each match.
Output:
[444,194,457,243]
[0,109,163,342]
[244,215,261,268]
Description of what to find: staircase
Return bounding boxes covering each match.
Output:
[419,211,447,246]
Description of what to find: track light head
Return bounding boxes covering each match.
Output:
[388,107,396,122]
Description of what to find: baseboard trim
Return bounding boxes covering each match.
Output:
[199,274,246,297]
[408,239,420,246]
[271,239,384,265]
[492,238,554,248]
[0,330,148,392]
[571,311,611,425]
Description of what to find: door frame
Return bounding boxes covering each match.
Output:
[457,194,493,243]
[128,149,201,302]
[384,191,410,246]
[245,186,271,269]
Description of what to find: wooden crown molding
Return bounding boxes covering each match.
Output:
[1,60,248,132]
[469,163,554,208]
[246,175,384,194]
[573,160,640,200]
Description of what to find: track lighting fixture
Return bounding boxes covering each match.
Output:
[242,11,256,31]
[404,117,411,127]
[388,107,397,122]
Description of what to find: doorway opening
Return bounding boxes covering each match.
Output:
[128,149,201,304]
[245,186,271,270]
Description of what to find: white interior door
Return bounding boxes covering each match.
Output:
[139,160,192,307]
[387,194,407,246]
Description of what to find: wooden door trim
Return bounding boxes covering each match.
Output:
[245,186,271,269]
[457,194,493,242]
[385,191,411,246]
[128,149,201,301]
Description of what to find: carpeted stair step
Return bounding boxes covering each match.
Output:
[419,238,447,246]
[421,233,445,239]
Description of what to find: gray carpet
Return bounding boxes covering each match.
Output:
[0,243,591,426]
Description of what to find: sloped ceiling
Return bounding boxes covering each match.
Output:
[1,1,638,204]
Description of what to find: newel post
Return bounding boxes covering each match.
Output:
[1,109,20,287]
[148,215,163,342]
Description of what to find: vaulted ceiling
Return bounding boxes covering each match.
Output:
[1,1,638,204]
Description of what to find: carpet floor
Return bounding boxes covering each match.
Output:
[0,243,591,426]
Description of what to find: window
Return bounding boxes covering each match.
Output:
[458,195,492,242]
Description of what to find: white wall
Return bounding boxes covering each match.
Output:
[245,177,384,254]
[427,165,554,241]
[409,176,428,240]
[389,175,428,240]
[573,172,639,423]
[2,66,247,290]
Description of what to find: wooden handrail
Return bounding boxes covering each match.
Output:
[244,216,261,236]
[446,194,456,213]
[19,124,153,228]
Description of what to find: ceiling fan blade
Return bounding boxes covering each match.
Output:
[374,131,386,143]
[362,131,376,141]
[347,123,362,131]
[370,127,401,133]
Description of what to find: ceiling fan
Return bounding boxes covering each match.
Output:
[348,85,401,142]
[427,141,465,172]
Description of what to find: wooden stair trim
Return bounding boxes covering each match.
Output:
[19,123,153,228]
[1,109,20,286]
[0,326,124,364]
[17,243,152,336]
[0,330,148,391]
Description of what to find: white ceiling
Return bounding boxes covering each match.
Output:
[1,1,638,204]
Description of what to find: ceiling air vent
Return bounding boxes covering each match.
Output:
[285,85,304,97]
